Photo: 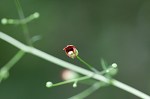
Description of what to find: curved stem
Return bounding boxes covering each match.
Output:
[0,31,150,99]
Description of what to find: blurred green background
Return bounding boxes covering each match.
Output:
[0,0,150,99]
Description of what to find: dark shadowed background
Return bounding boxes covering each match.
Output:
[0,0,150,99]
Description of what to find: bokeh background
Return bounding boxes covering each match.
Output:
[0,0,150,99]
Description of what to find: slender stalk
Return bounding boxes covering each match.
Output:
[100,58,107,70]
[49,76,91,88]
[1,50,25,70]
[0,0,32,83]
[15,0,32,46]
[0,31,150,99]
[69,82,106,99]
[76,56,100,73]
[0,50,25,83]
[76,56,93,70]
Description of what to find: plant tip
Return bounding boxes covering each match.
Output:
[106,69,110,73]
[1,18,7,25]
[46,81,53,88]
[112,63,117,68]
[73,81,78,88]
[73,83,77,88]
[33,12,40,18]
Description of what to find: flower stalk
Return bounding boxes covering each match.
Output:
[0,31,150,99]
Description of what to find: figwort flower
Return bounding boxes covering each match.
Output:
[63,45,78,59]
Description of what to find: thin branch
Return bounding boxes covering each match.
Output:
[69,82,106,99]
[0,0,31,83]
[15,0,32,46]
[77,56,100,73]
[0,50,25,83]
[47,76,91,88]
[0,31,150,99]
[2,50,25,70]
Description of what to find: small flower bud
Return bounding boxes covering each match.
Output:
[1,18,8,25]
[112,63,117,68]
[63,45,78,59]
[73,81,78,88]
[46,81,53,88]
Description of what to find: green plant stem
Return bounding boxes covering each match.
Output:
[76,56,100,73]
[0,31,150,99]
[100,58,107,70]
[1,12,39,25]
[0,0,32,83]
[2,50,24,70]
[0,50,25,82]
[15,0,32,46]
[69,82,107,99]
[77,56,114,75]
[50,76,91,88]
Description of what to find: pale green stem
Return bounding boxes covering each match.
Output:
[1,12,39,25]
[100,58,107,70]
[0,0,32,83]
[50,76,91,88]
[69,82,107,99]
[77,56,114,75]
[0,50,25,82]
[1,50,25,70]
[15,0,32,46]
[0,31,150,99]
[76,56,100,73]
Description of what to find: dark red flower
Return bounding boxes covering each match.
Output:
[63,45,78,59]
